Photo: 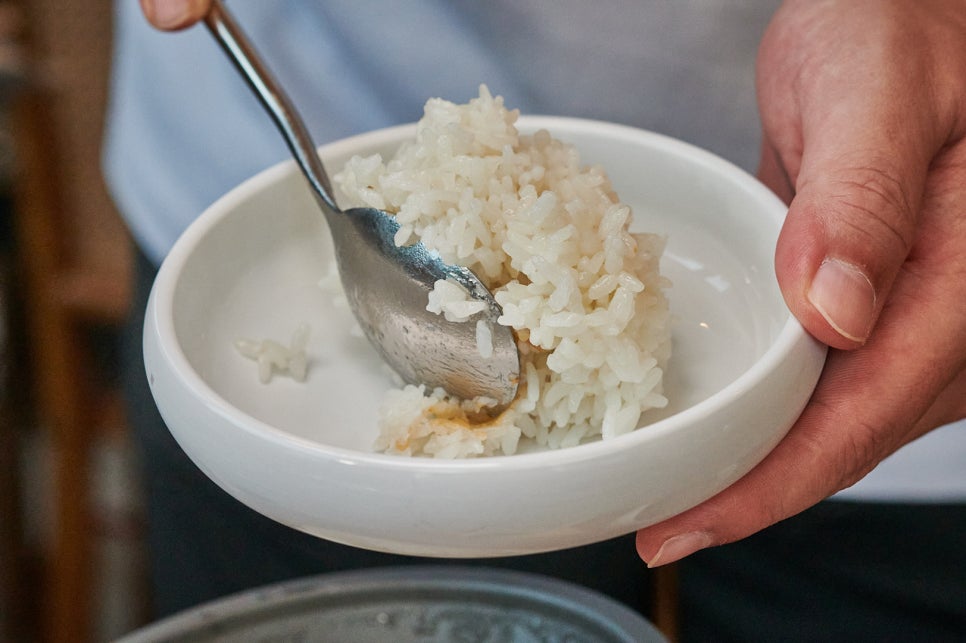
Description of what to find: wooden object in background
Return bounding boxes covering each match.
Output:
[9,1,137,641]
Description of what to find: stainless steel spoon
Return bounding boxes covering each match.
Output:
[204,0,519,408]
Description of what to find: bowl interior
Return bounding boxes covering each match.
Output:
[168,117,788,454]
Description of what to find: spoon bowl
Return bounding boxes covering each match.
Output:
[204,0,519,407]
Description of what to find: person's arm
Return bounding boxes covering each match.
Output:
[140,0,210,30]
[637,0,966,567]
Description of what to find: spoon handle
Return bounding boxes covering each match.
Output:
[204,0,339,213]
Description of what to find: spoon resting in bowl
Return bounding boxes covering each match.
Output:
[203,0,520,409]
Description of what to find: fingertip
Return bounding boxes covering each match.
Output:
[635,529,655,563]
[807,258,876,345]
[774,200,882,351]
[639,530,714,568]
[141,0,209,31]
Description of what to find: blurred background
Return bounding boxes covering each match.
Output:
[0,1,150,641]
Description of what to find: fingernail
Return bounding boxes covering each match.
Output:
[807,258,876,343]
[646,531,714,568]
[143,0,195,29]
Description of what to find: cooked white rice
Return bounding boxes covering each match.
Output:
[335,85,671,458]
[235,324,311,383]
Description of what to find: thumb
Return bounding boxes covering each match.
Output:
[759,0,949,351]
[773,119,934,349]
[140,0,210,30]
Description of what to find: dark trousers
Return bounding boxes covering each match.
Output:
[680,501,966,642]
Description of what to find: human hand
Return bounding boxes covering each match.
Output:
[637,0,966,566]
[140,0,210,30]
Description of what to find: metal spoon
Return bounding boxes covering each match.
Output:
[204,0,519,408]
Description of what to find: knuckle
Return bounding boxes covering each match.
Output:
[834,417,887,490]
[792,395,885,498]
[826,164,918,258]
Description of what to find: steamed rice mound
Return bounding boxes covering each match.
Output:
[335,86,671,458]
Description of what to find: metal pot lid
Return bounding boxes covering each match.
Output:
[115,566,667,642]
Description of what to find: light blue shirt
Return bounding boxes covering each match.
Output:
[104,0,775,265]
[103,0,965,502]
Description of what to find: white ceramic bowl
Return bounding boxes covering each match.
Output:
[144,116,826,557]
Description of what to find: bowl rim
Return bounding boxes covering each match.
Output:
[149,115,811,473]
